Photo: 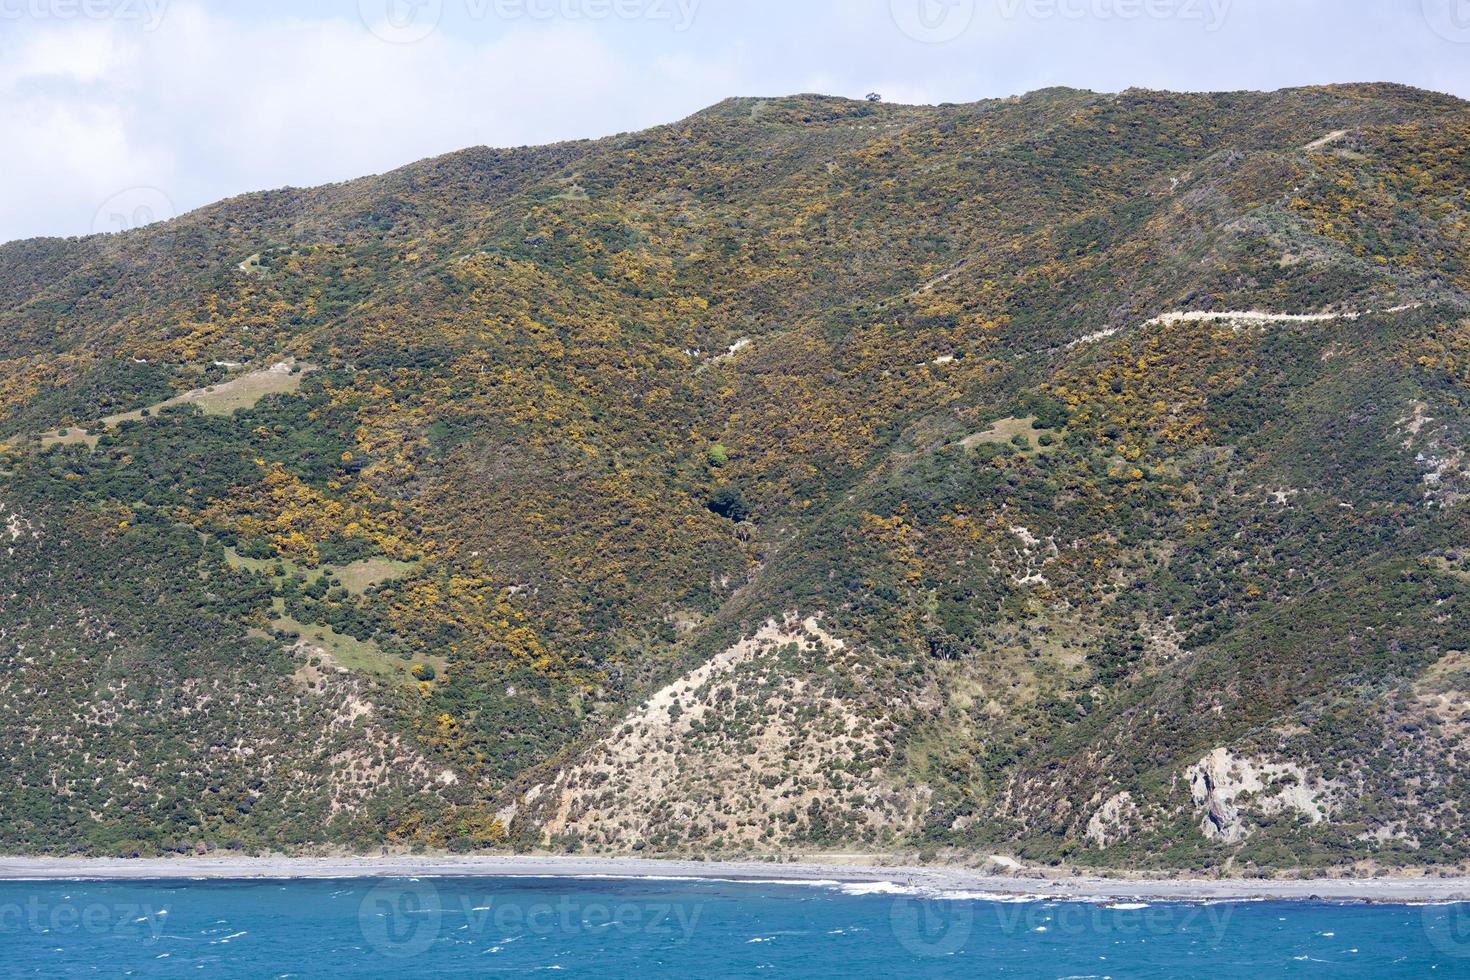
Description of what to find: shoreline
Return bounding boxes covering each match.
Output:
[2,855,1468,903]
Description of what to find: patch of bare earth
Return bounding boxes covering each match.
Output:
[520,614,927,850]
[288,640,457,814]
[39,359,315,448]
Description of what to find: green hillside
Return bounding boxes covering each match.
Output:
[2,83,1469,869]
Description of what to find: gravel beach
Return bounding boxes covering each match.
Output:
[2,855,1467,903]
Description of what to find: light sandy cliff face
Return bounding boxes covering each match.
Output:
[1187,748,1333,844]
[513,614,929,851]
[5,85,1470,864]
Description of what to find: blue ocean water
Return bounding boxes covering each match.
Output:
[2,875,1468,977]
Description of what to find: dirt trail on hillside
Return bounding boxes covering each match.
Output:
[39,359,315,448]
[1067,303,1423,349]
[1148,309,1355,327]
[1303,129,1349,151]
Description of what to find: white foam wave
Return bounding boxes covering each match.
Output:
[834,881,922,896]
[568,874,708,882]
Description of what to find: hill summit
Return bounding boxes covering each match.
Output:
[3,83,1470,871]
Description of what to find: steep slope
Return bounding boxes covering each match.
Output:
[2,83,1469,868]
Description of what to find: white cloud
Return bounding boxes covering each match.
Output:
[0,3,739,241]
[0,22,127,84]
[0,0,1466,243]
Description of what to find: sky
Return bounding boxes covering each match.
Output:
[2,0,1469,243]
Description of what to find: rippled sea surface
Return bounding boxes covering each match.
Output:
[3,875,1468,977]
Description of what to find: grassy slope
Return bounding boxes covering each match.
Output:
[1,84,1469,864]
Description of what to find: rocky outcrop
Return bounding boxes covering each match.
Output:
[520,613,927,850]
[1085,791,1141,847]
[1188,748,1332,843]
